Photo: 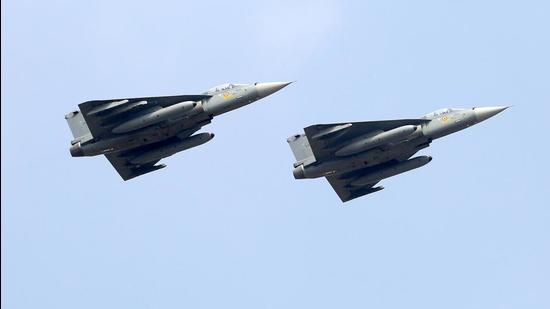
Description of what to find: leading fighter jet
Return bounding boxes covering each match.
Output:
[287,106,508,202]
[65,82,292,180]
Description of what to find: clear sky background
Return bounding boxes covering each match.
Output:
[2,0,549,308]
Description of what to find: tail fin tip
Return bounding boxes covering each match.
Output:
[65,110,93,144]
[287,133,315,166]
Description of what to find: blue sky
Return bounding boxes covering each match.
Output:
[2,0,549,308]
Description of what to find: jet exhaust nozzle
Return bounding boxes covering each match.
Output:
[293,165,306,179]
[70,143,84,157]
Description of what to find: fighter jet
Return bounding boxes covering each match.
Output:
[65,82,292,180]
[287,106,508,202]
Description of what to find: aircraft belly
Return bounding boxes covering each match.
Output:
[80,115,209,156]
[124,117,206,148]
[297,137,431,179]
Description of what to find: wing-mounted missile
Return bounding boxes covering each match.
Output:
[112,101,199,134]
[350,156,432,187]
[129,132,214,165]
[88,100,149,123]
[311,123,352,140]
[87,99,131,116]
[103,100,148,117]
[335,125,420,157]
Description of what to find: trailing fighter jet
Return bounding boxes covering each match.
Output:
[287,106,508,202]
[65,82,292,180]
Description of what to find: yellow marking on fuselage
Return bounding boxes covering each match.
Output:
[223,92,233,100]
[441,116,449,123]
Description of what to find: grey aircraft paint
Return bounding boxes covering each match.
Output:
[287,106,508,202]
[65,82,292,180]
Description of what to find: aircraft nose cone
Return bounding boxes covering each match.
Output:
[474,106,509,123]
[256,81,293,98]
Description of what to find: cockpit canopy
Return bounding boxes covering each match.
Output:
[423,108,463,119]
[206,83,247,94]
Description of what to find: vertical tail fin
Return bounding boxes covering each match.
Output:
[287,133,316,167]
[65,110,93,144]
